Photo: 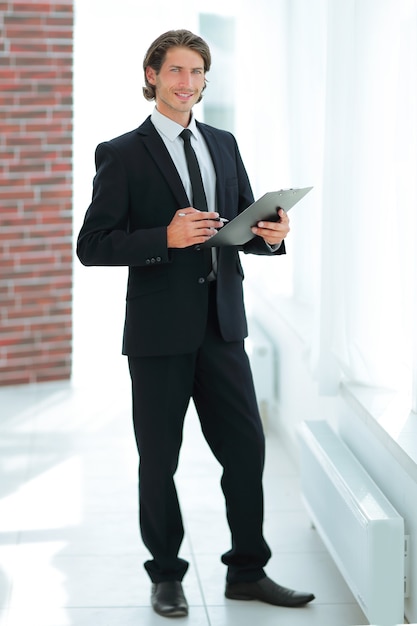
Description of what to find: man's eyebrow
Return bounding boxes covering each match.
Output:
[168,64,204,71]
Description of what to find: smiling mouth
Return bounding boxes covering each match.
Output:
[175,92,194,100]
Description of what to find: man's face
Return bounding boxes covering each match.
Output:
[146,46,206,125]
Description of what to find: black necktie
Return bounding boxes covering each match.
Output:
[180,128,214,278]
[180,129,208,212]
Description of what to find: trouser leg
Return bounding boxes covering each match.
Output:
[193,288,272,583]
[128,354,194,583]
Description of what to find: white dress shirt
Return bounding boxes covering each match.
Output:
[151,107,217,213]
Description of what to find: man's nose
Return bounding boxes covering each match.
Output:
[179,71,193,87]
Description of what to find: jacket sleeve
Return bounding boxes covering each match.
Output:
[242,236,286,257]
[76,141,171,267]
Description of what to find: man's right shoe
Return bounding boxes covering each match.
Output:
[151,581,188,618]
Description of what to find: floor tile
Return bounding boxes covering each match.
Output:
[18,509,142,557]
[183,509,231,556]
[3,606,209,626]
[8,547,201,609]
[207,602,367,626]
[263,508,326,553]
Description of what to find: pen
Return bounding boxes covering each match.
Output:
[178,213,229,223]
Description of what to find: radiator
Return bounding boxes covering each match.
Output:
[298,420,404,626]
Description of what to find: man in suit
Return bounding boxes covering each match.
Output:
[77,29,315,619]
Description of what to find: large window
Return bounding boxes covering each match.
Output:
[199,13,236,132]
[236,0,417,419]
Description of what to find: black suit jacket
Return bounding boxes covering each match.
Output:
[77,116,285,356]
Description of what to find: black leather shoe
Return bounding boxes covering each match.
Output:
[151,581,188,618]
[225,576,315,607]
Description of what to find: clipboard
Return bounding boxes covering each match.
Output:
[200,186,313,248]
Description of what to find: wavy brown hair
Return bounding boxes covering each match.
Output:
[143,29,211,102]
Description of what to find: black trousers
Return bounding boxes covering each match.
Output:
[127,284,271,584]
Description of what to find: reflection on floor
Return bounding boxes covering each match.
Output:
[0,380,368,626]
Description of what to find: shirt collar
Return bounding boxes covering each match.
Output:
[151,107,199,142]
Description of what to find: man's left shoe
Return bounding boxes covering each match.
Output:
[225,576,315,607]
[151,581,188,618]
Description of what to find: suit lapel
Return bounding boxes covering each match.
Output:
[196,122,226,215]
[136,117,190,208]
[137,117,227,214]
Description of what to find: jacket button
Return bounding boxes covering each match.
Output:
[198,277,205,284]
[195,245,201,251]
[156,256,162,262]
[150,257,156,263]
[145,259,150,265]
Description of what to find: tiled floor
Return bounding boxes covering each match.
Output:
[0,378,369,626]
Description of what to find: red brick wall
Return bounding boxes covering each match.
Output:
[0,0,73,386]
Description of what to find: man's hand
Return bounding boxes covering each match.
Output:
[167,208,224,248]
[251,208,290,246]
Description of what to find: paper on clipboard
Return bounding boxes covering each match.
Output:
[200,186,313,248]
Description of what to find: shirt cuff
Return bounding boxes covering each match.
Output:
[266,241,282,252]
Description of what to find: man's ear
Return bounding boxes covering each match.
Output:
[145,66,156,85]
